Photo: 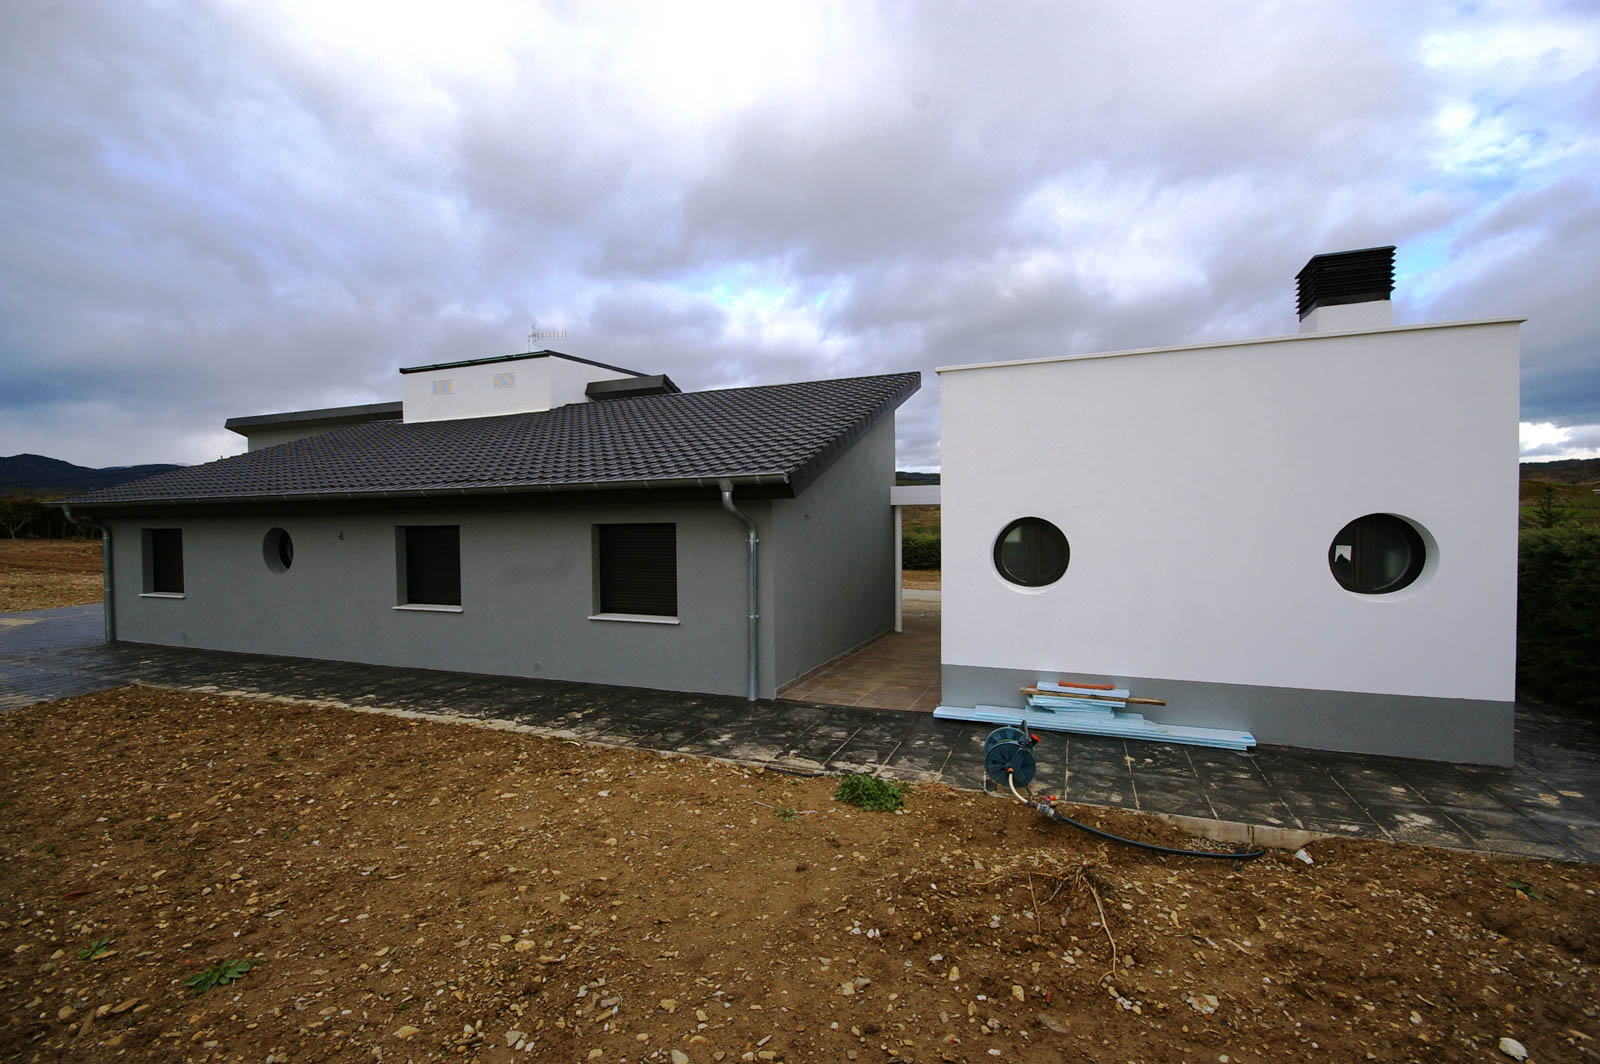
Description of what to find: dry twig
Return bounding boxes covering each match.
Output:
[1083,869,1119,983]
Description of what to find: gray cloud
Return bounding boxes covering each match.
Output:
[1,1,1597,470]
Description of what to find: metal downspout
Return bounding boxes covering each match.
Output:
[717,479,759,701]
[61,506,114,643]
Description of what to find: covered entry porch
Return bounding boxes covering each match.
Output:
[778,588,940,711]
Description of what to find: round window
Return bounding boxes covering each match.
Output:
[1328,514,1424,594]
[993,517,1070,587]
[263,527,294,573]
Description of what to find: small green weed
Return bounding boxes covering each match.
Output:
[78,937,113,961]
[833,773,906,812]
[1509,880,1543,901]
[183,958,255,995]
[775,805,798,821]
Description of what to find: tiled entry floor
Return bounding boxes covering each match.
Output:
[778,593,940,711]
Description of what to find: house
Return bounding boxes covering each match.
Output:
[61,350,920,701]
[938,247,1522,765]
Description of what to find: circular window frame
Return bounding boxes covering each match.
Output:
[263,527,294,574]
[1327,513,1427,596]
[992,517,1071,588]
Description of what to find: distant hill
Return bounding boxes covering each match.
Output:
[1,453,184,495]
[895,470,940,485]
[1522,457,1600,486]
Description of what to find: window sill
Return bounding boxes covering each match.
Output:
[589,612,680,625]
[393,603,464,613]
[139,592,186,599]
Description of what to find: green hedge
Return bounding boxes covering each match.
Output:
[1518,522,1600,712]
[901,529,940,570]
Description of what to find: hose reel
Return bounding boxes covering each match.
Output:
[983,726,1039,789]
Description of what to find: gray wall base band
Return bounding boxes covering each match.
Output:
[940,663,1514,766]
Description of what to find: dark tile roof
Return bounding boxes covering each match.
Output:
[64,372,919,508]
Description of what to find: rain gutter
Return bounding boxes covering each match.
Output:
[61,472,792,511]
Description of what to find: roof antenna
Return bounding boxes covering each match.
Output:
[528,319,567,350]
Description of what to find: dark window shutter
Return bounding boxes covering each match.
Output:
[150,528,184,593]
[599,523,677,616]
[405,525,460,605]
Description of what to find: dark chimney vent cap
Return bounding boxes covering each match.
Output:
[1295,245,1396,319]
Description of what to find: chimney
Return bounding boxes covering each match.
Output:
[1295,245,1395,334]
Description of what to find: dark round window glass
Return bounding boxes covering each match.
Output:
[263,528,294,573]
[1328,514,1424,594]
[993,517,1070,587]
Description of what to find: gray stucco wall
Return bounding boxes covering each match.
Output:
[107,497,775,699]
[769,417,897,687]
[940,663,1515,766]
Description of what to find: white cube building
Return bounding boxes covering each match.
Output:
[939,247,1522,764]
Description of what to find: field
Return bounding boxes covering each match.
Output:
[0,540,102,613]
[2,688,1597,1063]
[1520,479,1600,526]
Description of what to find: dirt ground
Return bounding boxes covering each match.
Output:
[0,541,102,613]
[1,690,1595,1063]
[900,571,940,591]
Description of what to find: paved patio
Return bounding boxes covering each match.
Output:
[3,603,1598,862]
[778,591,940,710]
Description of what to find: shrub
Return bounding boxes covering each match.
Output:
[1518,522,1600,713]
[901,529,940,570]
[833,773,906,812]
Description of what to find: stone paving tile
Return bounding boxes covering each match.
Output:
[1065,736,1130,766]
[1434,804,1564,846]
[1060,778,1135,807]
[1126,744,1198,777]
[1366,804,1482,846]
[776,720,863,770]
[1270,786,1374,825]
[1128,779,1216,821]
[825,730,909,774]
[879,717,962,782]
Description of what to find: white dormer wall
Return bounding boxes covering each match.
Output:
[1299,299,1393,334]
[402,354,636,424]
[547,356,633,407]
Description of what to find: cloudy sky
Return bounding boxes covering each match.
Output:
[2,0,1597,470]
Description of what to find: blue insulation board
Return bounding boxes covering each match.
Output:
[1027,694,1121,714]
[933,704,1256,752]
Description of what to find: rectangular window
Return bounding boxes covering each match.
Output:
[142,528,184,594]
[398,525,461,606]
[596,523,677,617]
